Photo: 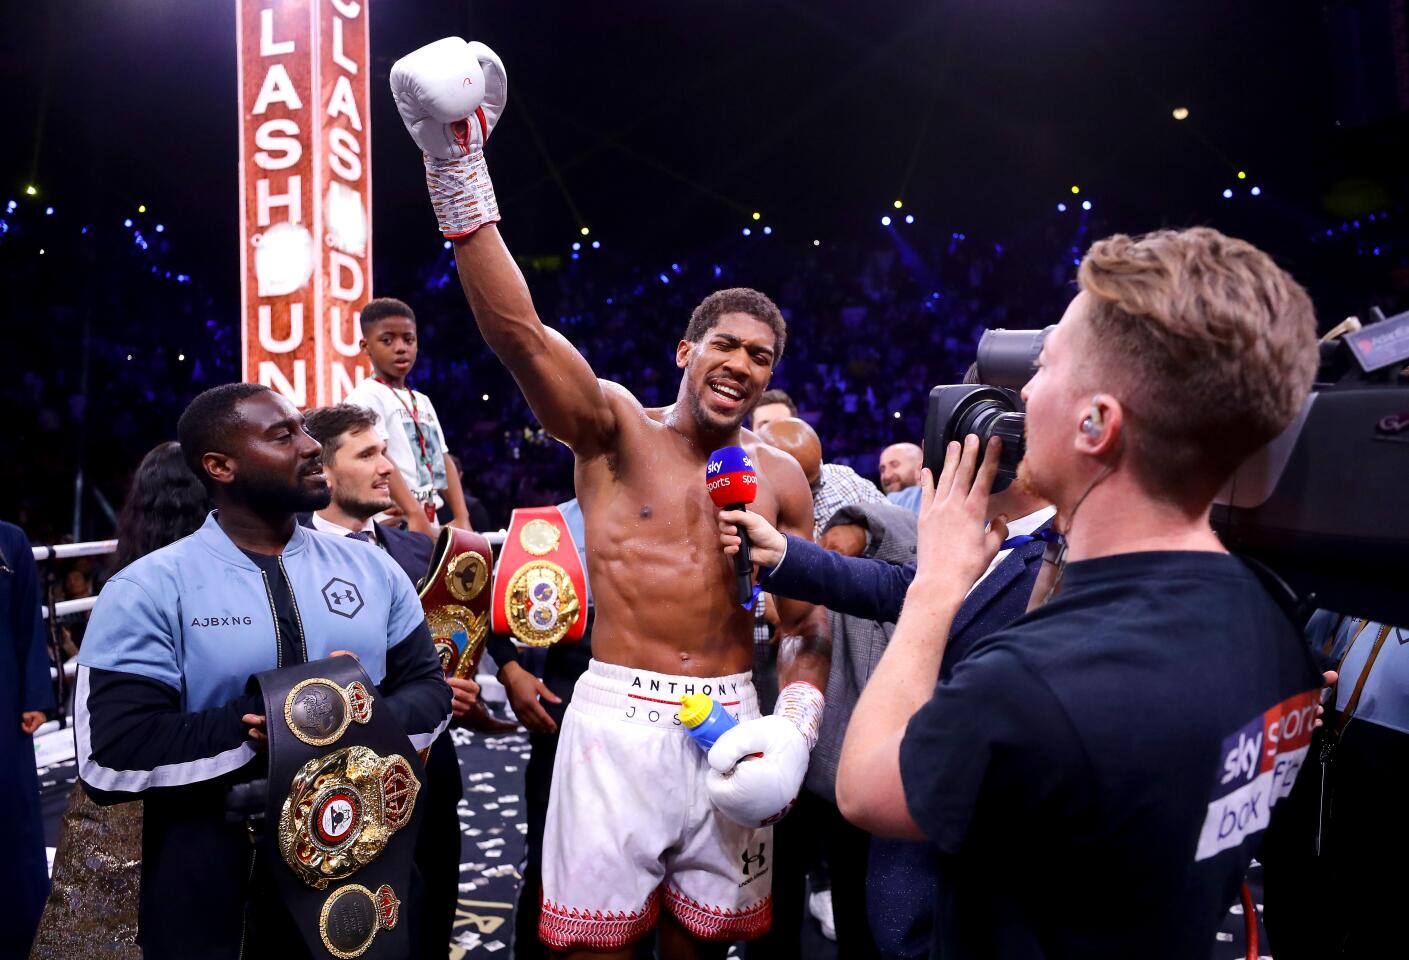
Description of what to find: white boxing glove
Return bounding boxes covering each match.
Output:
[706,681,825,827]
[389,38,508,237]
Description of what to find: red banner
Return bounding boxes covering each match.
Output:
[238,0,372,408]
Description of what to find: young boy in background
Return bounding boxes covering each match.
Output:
[346,296,471,535]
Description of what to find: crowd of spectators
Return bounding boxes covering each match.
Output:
[6,189,1405,556]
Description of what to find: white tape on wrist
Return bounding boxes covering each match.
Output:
[775,681,824,752]
[424,151,500,238]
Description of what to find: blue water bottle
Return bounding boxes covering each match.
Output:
[679,694,737,752]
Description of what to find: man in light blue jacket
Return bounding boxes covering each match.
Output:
[75,383,451,960]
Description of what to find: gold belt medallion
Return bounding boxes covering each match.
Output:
[318,882,401,959]
[279,746,421,889]
[426,603,489,680]
[504,559,581,647]
[284,677,374,747]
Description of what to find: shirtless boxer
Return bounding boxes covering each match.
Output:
[390,38,831,959]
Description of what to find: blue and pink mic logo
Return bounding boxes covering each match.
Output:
[706,446,758,507]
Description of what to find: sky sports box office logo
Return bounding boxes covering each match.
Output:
[1194,688,1319,862]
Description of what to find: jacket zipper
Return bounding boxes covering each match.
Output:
[256,571,284,669]
[237,843,257,960]
[277,555,311,663]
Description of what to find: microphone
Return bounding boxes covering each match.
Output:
[706,446,759,606]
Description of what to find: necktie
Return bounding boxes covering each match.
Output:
[346,530,374,544]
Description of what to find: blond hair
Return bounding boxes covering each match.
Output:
[1077,227,1318,503]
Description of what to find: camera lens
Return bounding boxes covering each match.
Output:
[954,401,1026,492]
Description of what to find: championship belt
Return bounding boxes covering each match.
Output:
[253,656,424,960]
[418,526,494,680]
[490,506,588,647]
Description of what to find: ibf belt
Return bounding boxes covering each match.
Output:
[490,506,588,646]
[254,657,424,959]
[417,526,494,680]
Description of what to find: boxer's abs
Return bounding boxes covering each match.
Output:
[584,518,758,677]
[574,422,782,677]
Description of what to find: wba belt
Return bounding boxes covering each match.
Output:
[491,506,588,646]
[253,656,423,960]
[418,526,494,679]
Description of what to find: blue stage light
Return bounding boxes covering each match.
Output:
[881,216,892,226]
[1222,188,1233,199]
[124,218,133,227]
[1057,203,1067,213]
[904,215,914,224]
[443,240,452,249]
[1081,200,1091,211]
[591,240,601,249]
[1250,186,1262,196]
[742,227,751,236]
[45,206,54,215]
[155,224,165,233]
[762,226,772,235]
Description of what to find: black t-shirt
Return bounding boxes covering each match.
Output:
[899,551,1321,960]
[240,549,306,668]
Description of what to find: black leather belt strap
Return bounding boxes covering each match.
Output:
[253,656,425,960]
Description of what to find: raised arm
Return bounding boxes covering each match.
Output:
[452,227,618,456]
[391,37,619,457]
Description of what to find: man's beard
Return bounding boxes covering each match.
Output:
[687,386,748,433]
[242,466,332,515]
[335,490,395,523]
[1015,456,1060,510]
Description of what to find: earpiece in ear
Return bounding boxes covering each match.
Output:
[1081,401,1104,436]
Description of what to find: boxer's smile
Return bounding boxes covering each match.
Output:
[707,377,748,408]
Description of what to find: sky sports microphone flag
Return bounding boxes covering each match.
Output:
[707,446,759,607]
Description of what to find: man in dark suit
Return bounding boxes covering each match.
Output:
[1,521,57,958]
[302,403,470,960]
[719,478,1053,959]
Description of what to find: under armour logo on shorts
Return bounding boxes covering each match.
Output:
[741,843,767,876]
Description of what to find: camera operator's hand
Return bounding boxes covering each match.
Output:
[717,509,788,568]
[910,435,1009,603]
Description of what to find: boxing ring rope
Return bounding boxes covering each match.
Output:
[32,539,119,562]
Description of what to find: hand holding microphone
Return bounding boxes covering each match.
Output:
[705,447,761,605]
[716,510,787,568]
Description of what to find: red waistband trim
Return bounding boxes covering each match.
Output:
[627,694,742,707]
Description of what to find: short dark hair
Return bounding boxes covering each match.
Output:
[360,297,416,333]
[176,382,270,487]
[683,288,786,360]
[757,389,797,415]
[304,404,380,465]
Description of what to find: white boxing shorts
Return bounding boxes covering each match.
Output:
[538,660,773,951]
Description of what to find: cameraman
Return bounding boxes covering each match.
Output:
[832,228,1323,958]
